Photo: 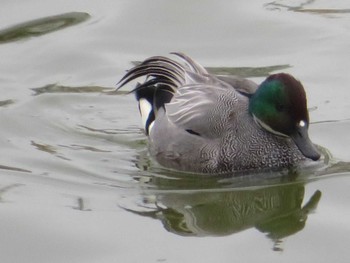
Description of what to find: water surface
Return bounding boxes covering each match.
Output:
[0,1,350,262]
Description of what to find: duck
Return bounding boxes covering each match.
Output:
[117,53,320,174]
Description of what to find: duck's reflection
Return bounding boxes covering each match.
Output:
[126,178,321,248]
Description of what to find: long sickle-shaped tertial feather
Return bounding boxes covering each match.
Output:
[116,54,189,92]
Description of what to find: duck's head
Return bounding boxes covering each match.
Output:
[249,73,320,161]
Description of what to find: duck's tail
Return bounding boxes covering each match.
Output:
[117,53,207,135]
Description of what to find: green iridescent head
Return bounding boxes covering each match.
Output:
[249,73,320,161]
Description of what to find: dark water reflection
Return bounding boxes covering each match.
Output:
[265,0,350,16]
[31,83,111,96]
[123,149,350,250]
[0,12,90,44]
[124,174,322,251]
[0,99,14,107]
[133,183,320,250]
[0,0,349,261]
[206,64,291,78]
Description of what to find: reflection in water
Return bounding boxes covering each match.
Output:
[124,147,350,250]
[59,144,112,153]
[0,12,90,44]
[205,64,291,78]
[0,99,15,107]
[0,184,23,202]
[0,165,31,173]
[31,140,70,161]
[265,0,350,16]
[72,197,91,211]
[125,180,321,250]
[32,84,112,96]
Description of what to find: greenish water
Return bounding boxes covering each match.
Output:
[0,1,350,262]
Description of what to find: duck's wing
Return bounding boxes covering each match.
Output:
[165,75,242,139]
[117,53,249,138]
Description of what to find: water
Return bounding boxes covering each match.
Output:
[0,0,350,262]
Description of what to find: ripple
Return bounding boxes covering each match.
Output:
[0,165,31,173]
[265,0,350,17]
[31,84,112,96]
[0,99,15,107]
[0,12,90,44]
[205,64,291,77]
[31,140,70,161]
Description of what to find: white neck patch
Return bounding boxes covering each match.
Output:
[253,114,289,138]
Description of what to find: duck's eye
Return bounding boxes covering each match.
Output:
[275,103,285,112]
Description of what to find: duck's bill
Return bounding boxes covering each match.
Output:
[291,126,321,161]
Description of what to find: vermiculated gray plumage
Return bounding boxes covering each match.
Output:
[117,53,306,174]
